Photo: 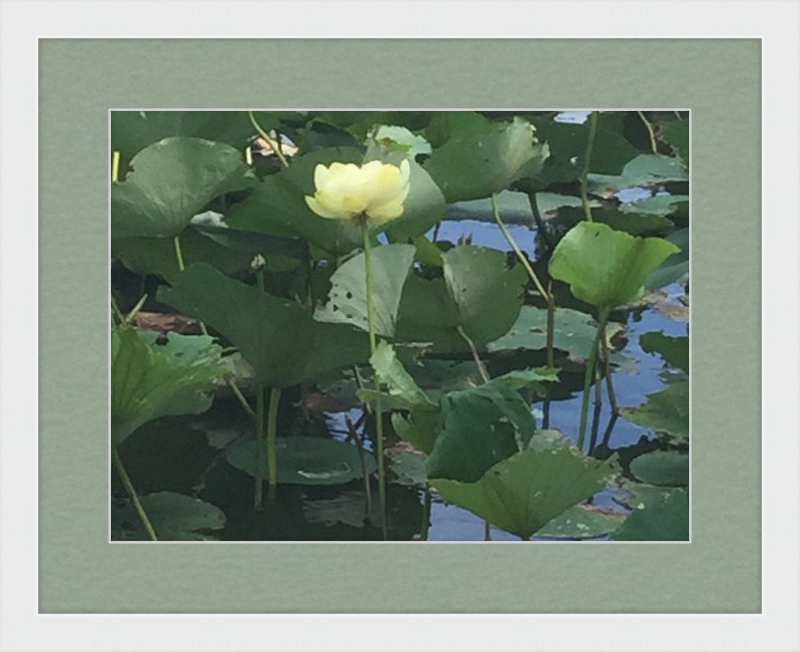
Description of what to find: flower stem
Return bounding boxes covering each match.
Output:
[112,445,158,541]
[491,194,549,301]
[361,220,388,540]
[254,383,265,508]
[637,110,658,154]
[111,151,120,183]
[577,306,609,451]
[580,111,598,223]
[173,234,209,336]
[420,485,431,541]
[248,111,289,169]
[266,387,282,504]
[457,326,490,384]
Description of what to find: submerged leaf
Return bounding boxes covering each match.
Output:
[226,437,376,485]
[431,447,618,540]
[111,491,226,541]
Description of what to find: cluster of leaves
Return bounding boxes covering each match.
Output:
[110,110,689,541]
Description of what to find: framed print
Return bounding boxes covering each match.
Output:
[1,1,798,650]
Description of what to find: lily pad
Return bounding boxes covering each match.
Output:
[488,306,624,359]
[158,263,369,388]
[536,503,626,539]
[549,221,680,308]
[423,116,548,203]
[431,447,618,540]
[314,244,416,337]
[111,137,256,239]
[629,450,690,487]
[111,491,226,541]
[111,325,228,445]
[639,331,689,373]
[612,487,689,541]
[388,448,429,487]
[587,154,688,196]
[226,437,376,485]
[620,381,690,443]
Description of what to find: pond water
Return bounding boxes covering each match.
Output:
[114,215,688,542]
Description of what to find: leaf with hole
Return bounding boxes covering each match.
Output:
[314,244,415,338]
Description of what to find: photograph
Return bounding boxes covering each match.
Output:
[110,109,690,543]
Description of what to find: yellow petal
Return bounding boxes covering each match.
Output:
[305,195,343,220]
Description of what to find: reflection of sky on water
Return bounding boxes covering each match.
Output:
[338,216,688,541]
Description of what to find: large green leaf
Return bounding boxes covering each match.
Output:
[646,227,689,289]
[443,246,528,343]
[530,115,639,181]
[157,263,369,388]
[395,245,527,351]
[314,244,415,338]
[488,306,623,359]
[639,331,689,373]
[394,274,463,351]
[423,116,549,202]
[629,451,690,487]
[369,340,437,410]
[431,447,618,540]
[110,326,228,445]
[226,437,376,485]
[111,137,256,239]
[549,222,680,308]
[620,381,690,443]
[426,380,539,482]
[110,110,262,168]
[113,224,307,283]
[111,491,226,541]
[612,486,689,541]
